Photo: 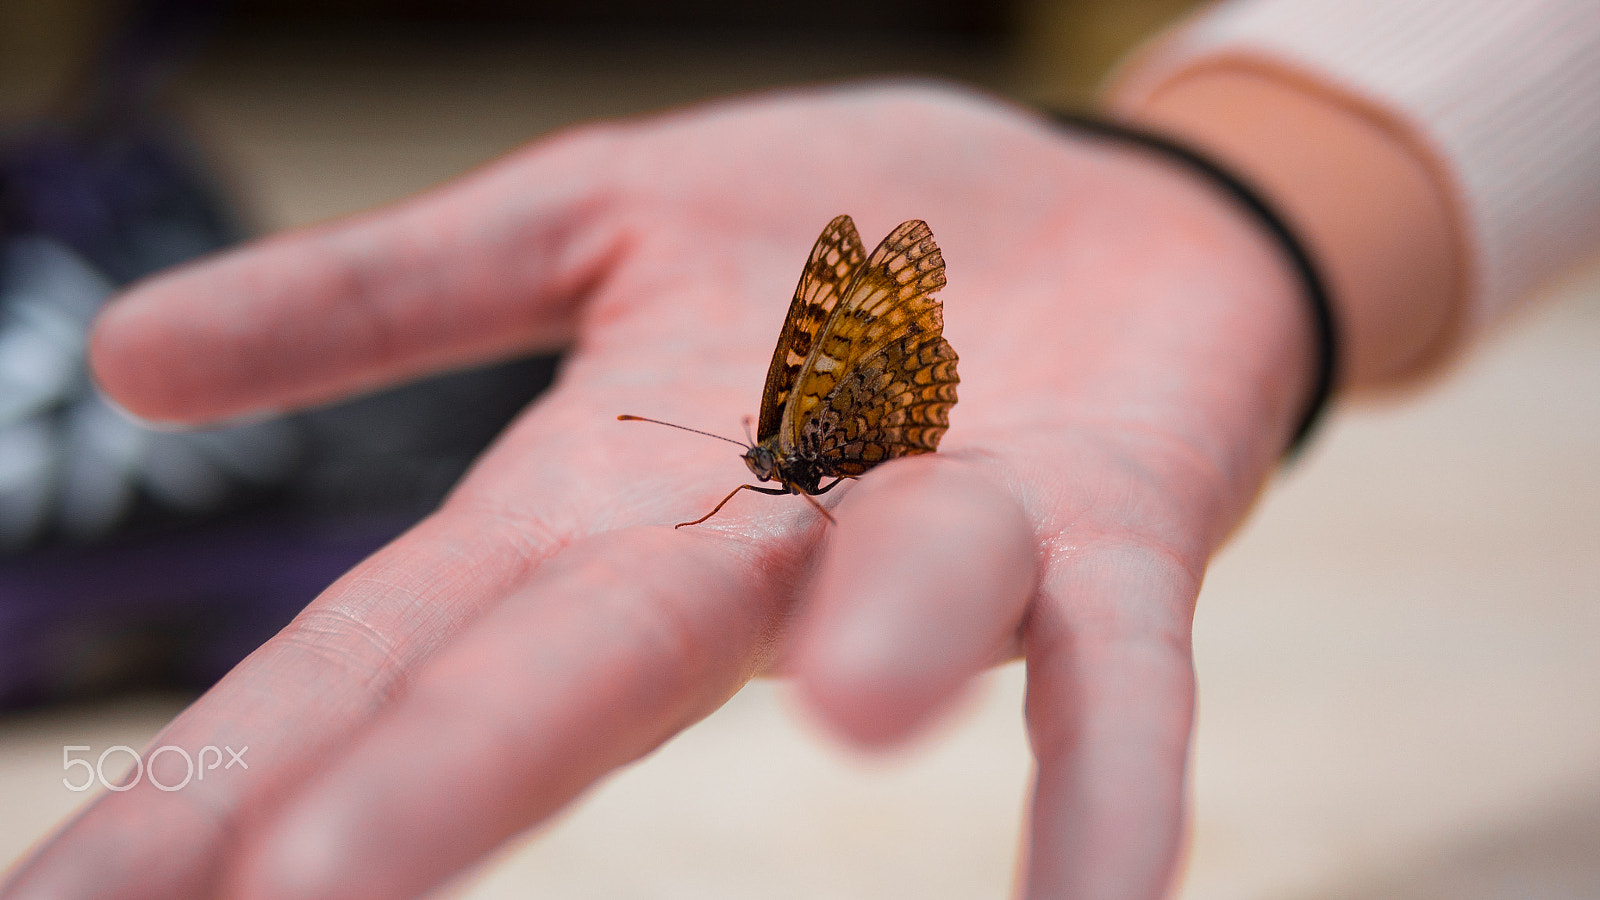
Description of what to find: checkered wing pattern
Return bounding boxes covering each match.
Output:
[783,219,958,471]
[756,214,867,441]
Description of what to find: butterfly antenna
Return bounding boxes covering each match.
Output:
[741,415,755,445]
[617,414,748,447]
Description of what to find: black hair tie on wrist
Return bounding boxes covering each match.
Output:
[1049,111,1339,460]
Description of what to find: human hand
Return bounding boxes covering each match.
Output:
[4,82,1316,899]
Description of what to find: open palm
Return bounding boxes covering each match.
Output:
[5,83,1316,900]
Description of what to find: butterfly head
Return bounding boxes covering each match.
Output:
[742,443,779,482]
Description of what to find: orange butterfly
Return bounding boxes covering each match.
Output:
[622,214,959,527]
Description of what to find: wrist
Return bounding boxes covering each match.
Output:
[1103,60,1467,388]
[1052,112,1335,458]
[1026,127,1323,508]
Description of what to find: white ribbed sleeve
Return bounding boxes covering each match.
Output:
[1115,0,1600,327]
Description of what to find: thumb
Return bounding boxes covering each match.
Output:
[90,122,628,423]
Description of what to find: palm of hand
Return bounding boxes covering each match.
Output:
[7,85,1311,900]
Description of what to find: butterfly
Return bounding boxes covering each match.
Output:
[621,214,960,528]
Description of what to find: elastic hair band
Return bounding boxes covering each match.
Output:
[1050,111,1339,459]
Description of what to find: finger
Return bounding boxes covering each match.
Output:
[1022,541,1199,900]
[0,511,549,900]
[89,124,628,424]
[222,526,794,900]
[788,454,1035,748]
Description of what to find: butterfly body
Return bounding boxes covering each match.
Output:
[624,214,959,527]
[742,436,839,497]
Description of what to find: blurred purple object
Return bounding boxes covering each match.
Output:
[0,515,408,708]
[0,0,555,709]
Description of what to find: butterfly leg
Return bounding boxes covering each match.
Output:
[782,477,851,524]
[796,490,838,525]
[675,484,789,529]
[814,477,847,495]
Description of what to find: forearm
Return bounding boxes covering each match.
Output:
[1104,64,1462,389]
[1101,0,1600,392]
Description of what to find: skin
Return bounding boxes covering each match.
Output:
[3,83,1326,900]
[1111,62,1463,385]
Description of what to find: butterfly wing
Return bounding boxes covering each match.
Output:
[797,327,959,476]
[780,219,951,456]
[756,214,867,442]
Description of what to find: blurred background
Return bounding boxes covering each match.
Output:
[1,1,1597,897]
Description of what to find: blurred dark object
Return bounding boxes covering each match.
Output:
[1015,0,1204,107]
[0,0,555,710]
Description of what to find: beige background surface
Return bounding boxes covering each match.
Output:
[3,32,1597,899]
